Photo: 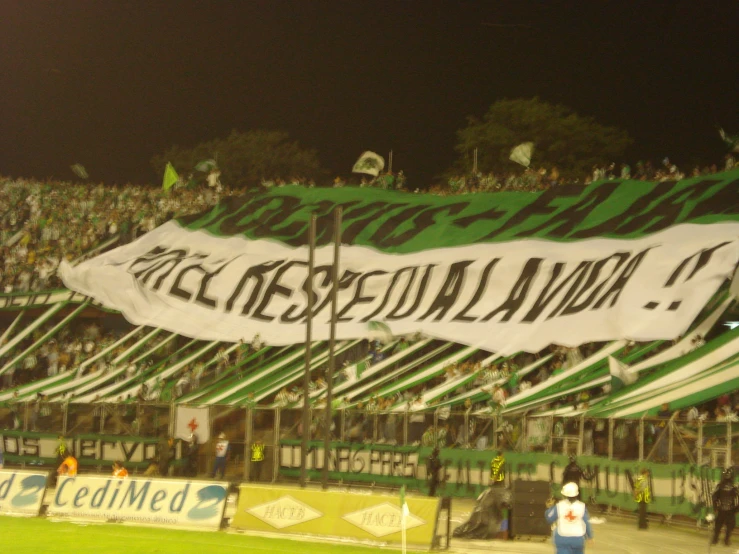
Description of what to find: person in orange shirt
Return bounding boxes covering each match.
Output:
[112,461,129,478]
[57,453,78,477]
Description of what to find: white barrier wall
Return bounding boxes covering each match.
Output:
[47,475,228,530]
[0,469,48,516]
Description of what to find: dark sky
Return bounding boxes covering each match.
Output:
[1,1,737,186]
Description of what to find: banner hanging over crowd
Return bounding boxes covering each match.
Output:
[60,172,739,354]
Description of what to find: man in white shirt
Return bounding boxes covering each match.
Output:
[211,432,230,479]
[545,482,593,553]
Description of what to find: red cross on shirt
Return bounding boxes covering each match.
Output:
[187,418,199,433]
[564,510,577,522]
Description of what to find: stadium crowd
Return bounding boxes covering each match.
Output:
[1,154,734,293]
[0,178,244,294]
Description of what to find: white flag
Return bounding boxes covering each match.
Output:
[352,151,385,176]
[175,406,210,443]
[608,355,636,391]
[509,142,534,168]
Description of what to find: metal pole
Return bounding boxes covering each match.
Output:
[473,148,478,174]
[726,420,732,467]
[300,215,316,488]
[607,418,614,460]
[243,407,251,481]
[388,150,393,174]
[322,207,342,489]
[273,407,280,483]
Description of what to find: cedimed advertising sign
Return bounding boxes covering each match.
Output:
[47,475,228,530]
[0,469,48,516]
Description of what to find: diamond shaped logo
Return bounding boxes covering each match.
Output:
[246,495,323,529]
[342,502,426,537]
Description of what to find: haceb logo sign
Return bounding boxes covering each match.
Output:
[246,495,323,529]
[0,470,48,516]
[48,476,227,530]
[342,502,426,537]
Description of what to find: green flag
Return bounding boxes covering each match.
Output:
[162,162,179,191]
[399,485,409,517]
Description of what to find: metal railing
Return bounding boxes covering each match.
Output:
[1,402,734,479]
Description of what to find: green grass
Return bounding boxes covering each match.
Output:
[0,516,407,554]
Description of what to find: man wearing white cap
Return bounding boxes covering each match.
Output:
[211,432,230,479]
[545,482,593,553]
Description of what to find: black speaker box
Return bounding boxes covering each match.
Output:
[511,479,550,494]
[510,515,552,536]
[513,491,549,505]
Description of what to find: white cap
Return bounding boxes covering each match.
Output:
[562,482,579,497]
[218,432,226,439]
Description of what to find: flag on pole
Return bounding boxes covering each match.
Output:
[195,159,218,172]
[368,321,393,343]
[608,355,637,392]
[718,128,739,153]
[399,485,410,517]
[352,151,385,176]
[509,142,534,168]
[70,164,89,179]
[162,162,179,191]
[175,406,210,443]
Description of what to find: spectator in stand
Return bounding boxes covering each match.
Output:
[112,460,129,478]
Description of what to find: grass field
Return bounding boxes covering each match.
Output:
[1,516,406,554]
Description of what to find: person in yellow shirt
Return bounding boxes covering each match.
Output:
[250,439,265,482]
[490,451,506,486]
[57,453,78,477]
[634,468,651,529]
[112,460,129,478]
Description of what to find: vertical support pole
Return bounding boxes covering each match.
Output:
[521,414,528,453]
[607,419,614,460]
[638,416,645,462]
[548,416,554,454]
[697,419,703,466]
[62,402,68,436]
[300,215,316,488]
[168,401,176,437]
[577,415,585,456]
[322,207,342,489]
[492,414,498,451]
[273,408,280,483]
[403,408,409,446]
[726,420,732,467]
[244,407,252,481]
[389,150,393,174]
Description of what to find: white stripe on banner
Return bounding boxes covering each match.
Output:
[60,222,739,355]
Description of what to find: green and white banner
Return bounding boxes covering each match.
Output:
[0,290,91,310]
[60,173,739,354]
[279,441,726,517]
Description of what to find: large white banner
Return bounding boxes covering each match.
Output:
[48,475,228,530]
[60,220,738,354]
[0,469,48,516]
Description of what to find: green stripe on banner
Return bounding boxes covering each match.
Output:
[177,172,739,252]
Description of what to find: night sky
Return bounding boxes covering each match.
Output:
[1,1,737,187]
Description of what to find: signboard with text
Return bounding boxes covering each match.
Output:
[47,475,228,530]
